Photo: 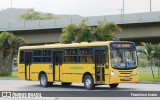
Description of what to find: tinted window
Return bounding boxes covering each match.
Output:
[33,50,42,56]
[64,49,78,63]
[33,50,51,63]
[20,51,24,63]
[79,48,93,63]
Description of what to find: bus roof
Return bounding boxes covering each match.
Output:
[19,41,134,50]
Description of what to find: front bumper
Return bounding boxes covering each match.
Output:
[109,75,139,84]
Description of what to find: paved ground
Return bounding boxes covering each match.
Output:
[0,80,160,100]
[0,79,160,91]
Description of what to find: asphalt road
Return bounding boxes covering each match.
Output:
[0,79,160,91]
[0,80,160,100]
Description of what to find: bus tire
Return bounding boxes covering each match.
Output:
[61,82,72,86]
[39,74,53,87]
[84,75,94,90]
[109,84,119,88]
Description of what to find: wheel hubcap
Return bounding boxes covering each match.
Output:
[41,76,46,85]
[86,78,91,88]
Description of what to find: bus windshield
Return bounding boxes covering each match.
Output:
[111,49,137,69]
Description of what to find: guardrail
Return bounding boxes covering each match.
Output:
[1,11,160,31]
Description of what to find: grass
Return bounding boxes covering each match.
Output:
[139,71,160,82]
[0,72,18,79]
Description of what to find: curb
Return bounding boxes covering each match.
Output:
[137,82,160,84]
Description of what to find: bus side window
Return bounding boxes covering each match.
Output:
[64,48,78,63]
[20,51,24,63]
[80,56,87,62]
[87,56,93,63]
[79,48,93,63]
[96,50,107,66]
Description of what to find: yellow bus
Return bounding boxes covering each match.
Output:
[18,41,138,90]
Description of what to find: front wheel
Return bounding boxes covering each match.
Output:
[109,84,119,88]
[84,75,94,90]
[39,74,53,87]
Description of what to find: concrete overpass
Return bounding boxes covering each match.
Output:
[1,11,160,45]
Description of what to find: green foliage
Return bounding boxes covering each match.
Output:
[93,21,121,41]
[139,42,154,61]
[44,13,58,19]
[61,24,77,43]
[138,42,160,78]
[20,8,58,20]
[0,32,25,76]
[153,43,160,60]
[139,72,160,82]
[0,72,18,78]
[138,59,148,68]
[137,52,148,68]
[0,70,6,76]
[61,20,121,43]
[75,21,92,42]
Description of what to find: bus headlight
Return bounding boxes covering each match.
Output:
[111,70,117,76]
[133,70,139,76]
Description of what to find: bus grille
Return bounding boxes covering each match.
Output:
[119,70,133,77]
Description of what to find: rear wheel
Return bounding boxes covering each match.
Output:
[39,74,53,87]
[109,84,119,88]
[61,82,72,86]
[84,75,94,90]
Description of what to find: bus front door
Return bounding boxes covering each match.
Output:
[24,52,32,80]
[95,50,105,84]
[53,51,63,81]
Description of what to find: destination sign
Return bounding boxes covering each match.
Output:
[111,43,134,48]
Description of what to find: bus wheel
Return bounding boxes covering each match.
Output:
[109,84,119,88]
[39,74,53,87]
[61,82,72,86]
[84,75,94,90]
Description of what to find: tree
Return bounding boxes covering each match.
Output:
[20,8,58,20]
[44,13,58,20]
[139,42,155,78]
[60,24,77,43]
[0,32,25,76]
[60,20,121,44]
[74,21,93,42]
[153,43,160,78]
[93,21,121,41]
[21,8,42,20]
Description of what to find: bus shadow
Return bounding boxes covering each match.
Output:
[33,84,138,91]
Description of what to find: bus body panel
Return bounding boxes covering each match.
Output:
[30,64,53,81]
[18,64,25,80]
[62,64,95,83]
[18,41,138,86]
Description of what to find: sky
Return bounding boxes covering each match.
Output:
[0,0,160,17]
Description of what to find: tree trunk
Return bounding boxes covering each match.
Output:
[0,49,3,71]
[8,54,15,76]
[158,61,160,79]
[6,49,14,76]
[150,63,155,79]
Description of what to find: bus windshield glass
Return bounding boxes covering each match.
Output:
[110,43,137,69]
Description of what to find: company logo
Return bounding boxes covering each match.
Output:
[1,92,42,98]
[2,92,11,97]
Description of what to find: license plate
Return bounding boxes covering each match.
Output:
[124,77,130,80]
